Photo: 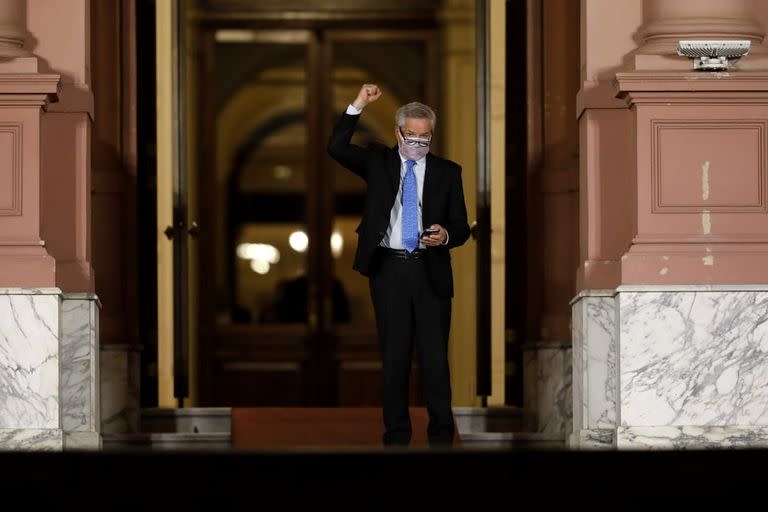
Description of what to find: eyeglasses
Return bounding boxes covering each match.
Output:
[399,127,431,147]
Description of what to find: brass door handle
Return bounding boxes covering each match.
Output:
[165,221,199,239]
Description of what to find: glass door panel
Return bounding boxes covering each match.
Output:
[213,37,310,327]
[199,30,316,405]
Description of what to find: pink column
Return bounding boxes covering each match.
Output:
[0,0,59,287]
[0,0,29,58]
[636,0,768,70]
[579,0,768,289]
[575,0,768,450]
[576,0,642,290]
[27,0,95,292]
[616,73,768,285]
[613,1,768,284]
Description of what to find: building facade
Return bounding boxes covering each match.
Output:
[1,0,767,450]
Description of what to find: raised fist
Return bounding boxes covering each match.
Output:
[352,83,382,110]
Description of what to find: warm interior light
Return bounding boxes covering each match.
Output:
[273,165,293,180]
[237,243,280,275]
[250,259,270,275]
[289,231,309,253]
[236,243,280,264]
[331,232,343,258]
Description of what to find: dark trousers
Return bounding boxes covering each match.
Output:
[369,249,454,446]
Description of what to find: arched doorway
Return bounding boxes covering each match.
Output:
[192,26,439,406]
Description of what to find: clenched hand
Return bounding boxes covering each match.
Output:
[352,83,382,111]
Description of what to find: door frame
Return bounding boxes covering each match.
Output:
[157,3,494,407]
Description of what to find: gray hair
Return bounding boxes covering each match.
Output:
[395,102,436,131]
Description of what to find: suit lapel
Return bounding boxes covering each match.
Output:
[387,146,401,196]
[422,152,438,224]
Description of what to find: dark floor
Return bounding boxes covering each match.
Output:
[1,448,765,504]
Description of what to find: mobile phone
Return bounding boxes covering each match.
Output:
[420,227,440,238]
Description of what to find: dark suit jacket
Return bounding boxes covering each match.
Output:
[327,112,471,298]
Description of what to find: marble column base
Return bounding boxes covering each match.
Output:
[61,294,101,449]
[100,344,141,434]
[523,343,572,435]
[572,286,768,449]
[0,289,61,430]
[0,429,64,450]
[616,426,768,449]
[570,428,616,449]
[0,289,101,451]
[618,286,768,428]
[570,426,768,450]
[570,291,618,447]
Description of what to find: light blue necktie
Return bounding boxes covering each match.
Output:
[402,159,419,253]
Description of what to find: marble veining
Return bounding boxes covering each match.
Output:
[0,428,63,450]
[617,426,768,449]
[586,297,617,427]
[572,300,584,435]
[0,288,62,296]
[536,347,573,435]
[578,428,615,449]
[620,291,768,427]
[0,295,60,429]
[572,295,617,434]
[61,298,99,432]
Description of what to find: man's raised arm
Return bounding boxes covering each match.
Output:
[327,84,382,181]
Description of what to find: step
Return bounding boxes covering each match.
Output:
[139,406,520,435]
[103,431,562,451]
[231,407,460,448]
[141,408,232,434]
[459,432,565,450]
[452,406,524,434]
[130,406,541,451]
[103,432,232,451]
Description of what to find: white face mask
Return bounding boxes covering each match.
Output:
[397,128,431,160]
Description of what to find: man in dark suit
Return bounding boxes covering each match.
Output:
[327,84,470,446]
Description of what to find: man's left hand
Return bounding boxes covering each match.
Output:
[421,224,447,247]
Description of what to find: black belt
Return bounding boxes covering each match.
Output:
[381,247,426,260]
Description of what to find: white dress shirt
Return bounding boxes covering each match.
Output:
[346,104,448,249]
[383,152,427,250]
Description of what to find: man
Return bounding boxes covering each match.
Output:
[327,84,470,446]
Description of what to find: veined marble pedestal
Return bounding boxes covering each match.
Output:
[0,289,101,450]
[0,289,62,449]
[572,286,768,449]
[61,293,101,450]
[100,344,140,434]
[570,290,617,449]
[523,342,573,436]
